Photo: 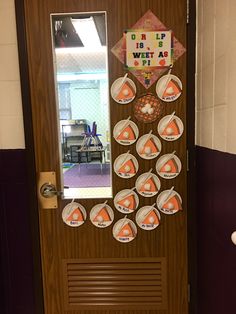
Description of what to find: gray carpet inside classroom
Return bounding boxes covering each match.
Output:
[63,163,110,188]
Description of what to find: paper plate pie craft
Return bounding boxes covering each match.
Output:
[133,93,164,123]
[114,188,139,214]
[114,151,139,178]
[111,74,136,104]
[158,112,184,141]
[136,204,161,230]
[156,73,182,102]
[113,117,139,145]
[62,202,86,227]
[156,152,182,179]
[135,169,161,197]
[136,130,161,159]
[112,217,137,243]
[90,201,114,228]
[157,187,182,215]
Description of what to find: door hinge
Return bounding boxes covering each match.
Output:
[187,0,190,24]
[188,283,191,302]
[187,149,190,172]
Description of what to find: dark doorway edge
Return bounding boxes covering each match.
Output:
[187,1,197,314]
[14,1,44,314]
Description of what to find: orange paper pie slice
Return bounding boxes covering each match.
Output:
[116,125,135,140]
[162,119,180,136]
[93,207,111,222]
[140,138,158,154]
[117,223,134,237]
[160,158,178,173]
[115,81,135,101]
[117,194,136,210]
[67,208,84,222]
[162,79,181,98]
[142,210,160,225]
[139,177,157,192]
[118,159,136,174]
[162,195,182,212]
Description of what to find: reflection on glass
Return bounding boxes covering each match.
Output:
[51,12,112,199]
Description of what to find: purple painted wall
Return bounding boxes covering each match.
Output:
[0,150,35,314]
[196,146,236,314]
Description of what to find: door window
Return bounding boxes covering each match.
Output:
[51,12,112,199]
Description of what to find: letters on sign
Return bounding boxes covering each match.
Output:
[125,31,173,69]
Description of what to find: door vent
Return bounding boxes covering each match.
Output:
[62,258,167,310]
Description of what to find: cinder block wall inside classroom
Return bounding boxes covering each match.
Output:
[196,0,236,152]
[0,0,24,148]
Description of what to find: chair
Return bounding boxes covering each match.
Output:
[78,122,105,174]
[81,121,102,149]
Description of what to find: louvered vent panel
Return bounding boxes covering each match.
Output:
[63,258,167,310]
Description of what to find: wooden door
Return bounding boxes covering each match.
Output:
[18,0,188,313]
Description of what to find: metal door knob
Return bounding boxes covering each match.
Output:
[40,183,63,198]
[231,231,236,245]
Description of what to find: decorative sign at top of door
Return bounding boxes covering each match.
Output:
[125,31,173,70]
[111,9,186,89]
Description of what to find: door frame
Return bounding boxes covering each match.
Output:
[14,1,197,313]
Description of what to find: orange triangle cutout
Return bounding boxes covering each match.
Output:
[67,208,84,222]
[116,125,135,141]
[93,207,111,222]
[141,138,158,154]
[118,159,136,174]
[143,210,159,225]
[115,81,135,101]
[117,194,136,210]
[117,223,134,237]
[160,158,178,173]
[139,177,157,192]
[162,119,180,136]
[163,195,182,211]
[163,80,181,97]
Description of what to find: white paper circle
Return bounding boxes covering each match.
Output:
[113,119,139,145]
[136,133,161,159]
[114,189,139,214]
[156,74,182,102]
[136,206,161,230]
[231,231,236,245]
[158,114,184,141]
[111,77,136,104]
[112,218,137,243]
[135,172,161,197]
[157,189,182,215]
[62,202,86,227]
[156,154,182,179]
[114,153,139,178]
[90,203,114,228]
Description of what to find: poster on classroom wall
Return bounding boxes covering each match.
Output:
[125,30,173,69]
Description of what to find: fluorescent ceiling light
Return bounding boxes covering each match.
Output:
[71,16,101,48]
[55,46,106,54]
[57,73,107,82]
